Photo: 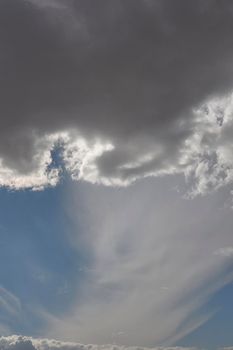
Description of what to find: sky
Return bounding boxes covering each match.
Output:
[0,0,233,349]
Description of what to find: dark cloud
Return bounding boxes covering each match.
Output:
[1,0,233,189]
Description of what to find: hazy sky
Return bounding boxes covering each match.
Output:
[0,1,233,350]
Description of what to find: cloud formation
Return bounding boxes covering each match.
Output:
[1,335,232,350]
[0,335,198,350]
[1,0,233,192]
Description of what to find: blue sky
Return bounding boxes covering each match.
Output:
[181,282,233,349]
[0,174,233,349]
[0,180,83,335]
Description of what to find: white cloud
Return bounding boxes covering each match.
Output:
[0,335,198,350]
[0,133,60,190]
[183,94,233,196]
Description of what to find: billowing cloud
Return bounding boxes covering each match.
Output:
[0,335,198,350]
[1,0,233,192]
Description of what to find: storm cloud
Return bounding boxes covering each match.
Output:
[1,0,233,192]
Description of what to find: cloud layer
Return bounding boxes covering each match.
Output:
[0,335,232,350]
[0,335,199,350]
[1,0,233,192]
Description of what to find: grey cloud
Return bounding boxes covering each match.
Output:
[1,0,233,190]
[0,337,36,350]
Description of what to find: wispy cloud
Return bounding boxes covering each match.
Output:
[0,288,21,317]
[42,180,233,346]
[0,287,22,335]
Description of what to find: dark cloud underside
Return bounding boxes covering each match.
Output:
[1,0,233,191]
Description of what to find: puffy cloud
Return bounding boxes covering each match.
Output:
[1,0,233,191]
[0,335,198,350]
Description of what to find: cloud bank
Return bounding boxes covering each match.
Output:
[1,0,233,192]
[0,335,198,350]
[0,335,232,350]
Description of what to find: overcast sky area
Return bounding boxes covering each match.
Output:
[0,0,233,349]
